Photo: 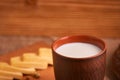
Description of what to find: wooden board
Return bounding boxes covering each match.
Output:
[0,0,120,38]
[0,41,55,80]
[0,39,120,80]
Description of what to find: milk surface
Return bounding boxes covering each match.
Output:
[55,42,102,58]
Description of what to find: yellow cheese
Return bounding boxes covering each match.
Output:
[11,56,47,69]
[39,48,53,65]
[41,57,53,65]
[23,53,37,57]
[39,48,52,57]
[0,76,14,80]
[10,56,21,63]
[0,62,37,75]
[12,61,47,69]
[0,70,22,79]
[23,53,48,64]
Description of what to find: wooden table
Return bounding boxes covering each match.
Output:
[0,0,120,38]
[0,38,119,80]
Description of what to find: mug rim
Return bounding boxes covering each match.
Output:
[52,35,107,60]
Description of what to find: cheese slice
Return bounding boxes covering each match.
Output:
[11,61,47,69]
[39,48,53,65]
[10,56,21,63]
[39,48,52,57]
[0,70,23,79]
[0,62,37,75]
[23,53,48,63]
[40,57,53,65]
[0,76,14,80]
[23,53,37,57]
[11,56,47,69]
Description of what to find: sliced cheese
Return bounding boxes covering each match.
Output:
[39,48,53,65]
[23,53,48,64]
[0,62,37,75]
[11,61,47,70]
[0,76,14,80]
[0,70,22,79]
[39,48,52,57]
[40,57,53,65]
[23,53,37,57]
[10,56,21,63]
[11,56,47,69]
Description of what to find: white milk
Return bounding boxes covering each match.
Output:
[55,42,102,58]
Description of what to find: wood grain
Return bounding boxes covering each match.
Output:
[0,0,120,38]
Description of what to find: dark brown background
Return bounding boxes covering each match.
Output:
[0,0,120,38]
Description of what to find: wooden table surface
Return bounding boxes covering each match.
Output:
[0,38,119,80]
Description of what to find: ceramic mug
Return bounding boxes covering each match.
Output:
[52,35,106,80]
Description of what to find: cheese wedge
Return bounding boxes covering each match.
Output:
[0,70,22,79]
[0,62,37,75]
[39,48,53,65]
[11,56,47,69]
[0,76,14,80]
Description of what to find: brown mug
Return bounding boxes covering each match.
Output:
[52,35,106,80]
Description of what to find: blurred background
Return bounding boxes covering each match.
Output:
[0,0,119,49]
[0,0,120,54]
[0,0,120,38]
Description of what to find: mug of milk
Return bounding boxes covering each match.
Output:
[52,35,106,80]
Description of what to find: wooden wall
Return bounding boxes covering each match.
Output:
[0,0,120,38]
